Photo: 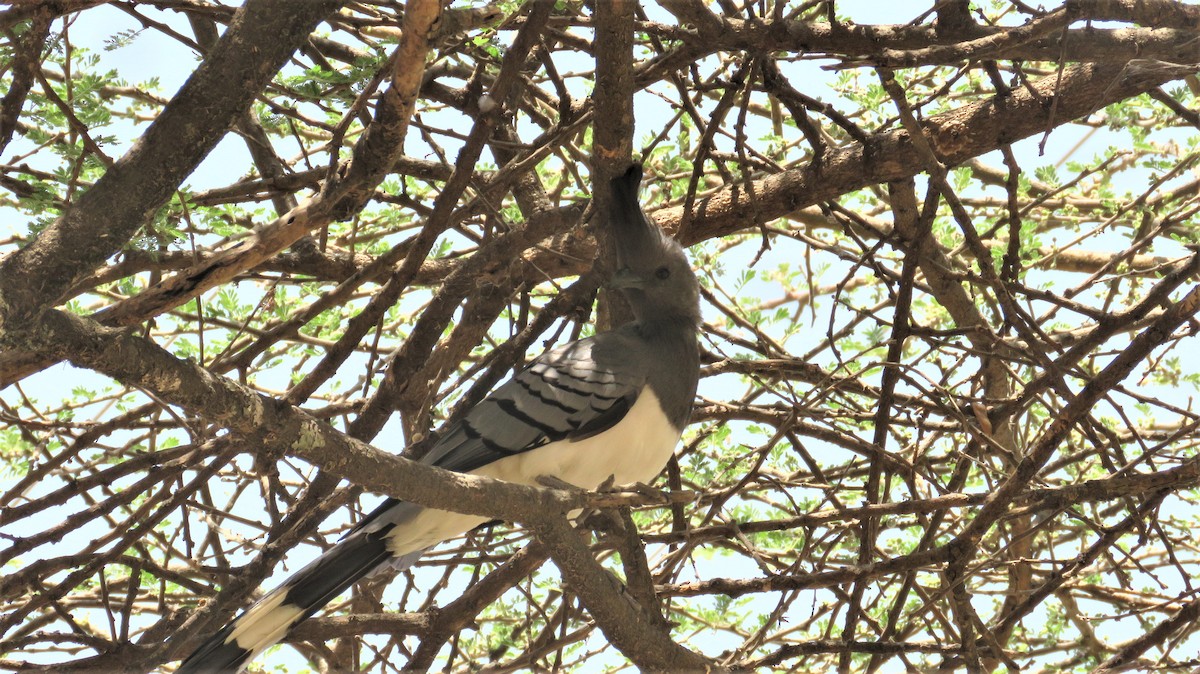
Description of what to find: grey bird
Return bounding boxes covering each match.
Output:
[175,164,701,673]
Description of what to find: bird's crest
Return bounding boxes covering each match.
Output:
[606,164,699,326]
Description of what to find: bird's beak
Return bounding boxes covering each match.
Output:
[608,267,643,290]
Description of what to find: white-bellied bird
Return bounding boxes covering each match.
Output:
[176,164,701,673]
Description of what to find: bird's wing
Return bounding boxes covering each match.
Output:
[423,334,646,473]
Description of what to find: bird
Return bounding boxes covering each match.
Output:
[175,164,701,673]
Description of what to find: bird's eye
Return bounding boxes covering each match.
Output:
[655,266,671,280]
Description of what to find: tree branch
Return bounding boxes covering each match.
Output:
[0,0,342,333]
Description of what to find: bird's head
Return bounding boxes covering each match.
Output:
[606,164,700,327]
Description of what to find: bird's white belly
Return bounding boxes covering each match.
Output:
[386,387,681,555]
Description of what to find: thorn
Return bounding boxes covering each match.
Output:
[536,474,582,491]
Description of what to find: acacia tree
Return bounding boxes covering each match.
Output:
[3,0,1200,671]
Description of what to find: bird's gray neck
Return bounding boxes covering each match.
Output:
[632,314,699,340]
[627,317,700,430]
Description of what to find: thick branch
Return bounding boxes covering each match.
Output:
[8,308,587,524]
[530,515,720,673]
[671,60,1198,244]
[0,0,342,334]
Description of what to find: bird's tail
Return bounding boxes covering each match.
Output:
[176,500,421,673]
